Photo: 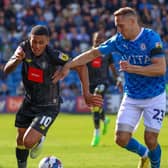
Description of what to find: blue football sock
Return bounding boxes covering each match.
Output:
[148,144,161,168]
[124,138,148,157]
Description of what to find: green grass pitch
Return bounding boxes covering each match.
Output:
[0,113,168,168]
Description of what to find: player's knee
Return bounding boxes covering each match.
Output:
[23,138,35,149]
[16,136,24,146]
[115,134,129,147]
[145,133,158,150]
[145,138,157,150]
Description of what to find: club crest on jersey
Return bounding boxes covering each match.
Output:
[140,43,146,50]
[155,42,162,48]
[59,53,69,61]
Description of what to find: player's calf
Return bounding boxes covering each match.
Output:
[30,136,45,159]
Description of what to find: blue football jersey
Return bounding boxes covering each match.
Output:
[98,28,165,99]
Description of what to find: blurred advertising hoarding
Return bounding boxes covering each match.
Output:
[1,94,120,114]
[5,94,168,114]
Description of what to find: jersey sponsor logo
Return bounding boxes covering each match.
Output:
[123,54,150,65]
[91,57,102,68]
[28,66,44,83]
[155,42,162,48]
[58,53,69,61]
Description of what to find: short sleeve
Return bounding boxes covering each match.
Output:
[47,47,70,66]
[98,35,117,55]
[148,31,164,58]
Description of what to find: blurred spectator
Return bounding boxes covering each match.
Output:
[30,0,45,8]
[6,64,22,96]
[60,81,77,97]
[0,80,9,96]
[23,7,36,26]
[0,68,9,96]
[16,81,25,96]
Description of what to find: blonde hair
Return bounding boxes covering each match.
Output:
[114,7,137,17]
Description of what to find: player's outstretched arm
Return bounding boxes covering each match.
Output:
[75,65,103,107]
[52,61,71,83]
[109,63,123,93]
[70,48,100,67]
[52,48,101,83]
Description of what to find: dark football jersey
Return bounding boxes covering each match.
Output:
[20,40,69,106]
[87,54,114,86]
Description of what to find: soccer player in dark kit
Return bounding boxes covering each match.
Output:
[88,31,122,147]
[3,25,102,168]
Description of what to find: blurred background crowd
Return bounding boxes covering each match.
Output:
[1,0,168,97]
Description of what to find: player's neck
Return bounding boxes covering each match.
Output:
[130,26,142,41]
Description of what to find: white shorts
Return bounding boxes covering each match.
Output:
[116,91,166,133]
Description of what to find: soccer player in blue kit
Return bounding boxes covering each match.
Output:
[53,7,166,168]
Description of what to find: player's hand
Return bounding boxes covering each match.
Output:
[119,60,128,71]
[14,46,25,61]
[52,63,70,83]
[83,92,103,107]
[115,76,123,93]
[120,60,135,73]
[116,81,123,93]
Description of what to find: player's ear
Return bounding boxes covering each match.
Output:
[129,17,135,25]
[132,15,137,24]
[45,36,50,45]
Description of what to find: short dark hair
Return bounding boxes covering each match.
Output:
[30,25,49,36]
[114,7,137,17]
